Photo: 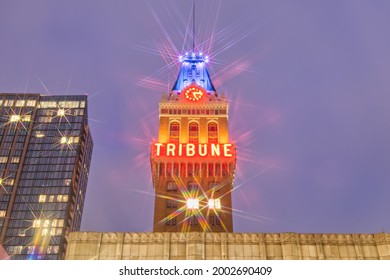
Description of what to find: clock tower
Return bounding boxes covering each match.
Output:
[151,52,236,232]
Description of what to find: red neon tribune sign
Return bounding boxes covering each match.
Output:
[151,143,236,159]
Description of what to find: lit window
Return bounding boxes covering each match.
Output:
[10,115,21,122]
[40,101,57,108]
[188,122,199,144]
[35,131,45,138]
[59,101,79,108]
[58,219,64,227]
[50,228,62,236]
[12,246,23,254]
[4,100,14,106]
[208,122,218,143]
[169,122,180,143]
[49,195,54,203]
[187,198,199,209]
[64,179,71,186]
[47,246,59,254]
[27,246,36,254]
[215,199,221,209]
[0,178,2,184]
[208,199,221,209]
[15,100,25,107]
[32,219,41,228]
[43,219,50,227]
[38,195,46,203]
[57,109,65,116]
[11,157,20,163]
[22,115,31,122]
[4,179,14,186]
[42,228,49,236]
[0,157,7,163]
[40,116,52,122]
[26,100,36,107]
[0,210,6,217]
[61,136,78,144]
[57,195,68,202]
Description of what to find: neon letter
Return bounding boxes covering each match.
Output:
[224,144,233,157]
[211,144,220,157]
[199,144,207,156]
[167,143,176,156]
[187,143,195,156]
[154,143,163,156]
[178,144,183,156]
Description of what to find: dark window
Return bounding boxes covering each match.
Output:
[166,201,177,209]
[167,182,178,191]
[165,217,177,226]
[188,216,198,226]
[209,215,221,226]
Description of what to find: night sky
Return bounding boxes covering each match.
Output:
[1,0,389,234]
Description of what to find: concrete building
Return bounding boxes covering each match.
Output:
[0,94,93,259]
[65,232,390,260]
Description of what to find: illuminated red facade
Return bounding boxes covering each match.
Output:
[151,53,236,232]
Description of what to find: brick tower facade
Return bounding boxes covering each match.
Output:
[151,53,236,232]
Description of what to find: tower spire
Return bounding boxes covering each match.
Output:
[192,0,195,52]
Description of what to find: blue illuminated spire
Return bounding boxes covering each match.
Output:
[172,52,216,93]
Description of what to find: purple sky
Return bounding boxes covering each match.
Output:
[1,0,390,234]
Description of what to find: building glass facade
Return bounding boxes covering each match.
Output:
[0,94,93,260]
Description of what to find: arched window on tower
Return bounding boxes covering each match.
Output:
[188,122,199,144]
[208,122,218,143]
[169,121,180,143]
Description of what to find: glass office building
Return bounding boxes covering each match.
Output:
[0,94,93,259]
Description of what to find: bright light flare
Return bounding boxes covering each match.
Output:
[186,198,199,209]
[208,199,221,209]
[57,109,65,117]
[10,115,21,122]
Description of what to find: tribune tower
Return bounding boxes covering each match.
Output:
[151,52,236,232]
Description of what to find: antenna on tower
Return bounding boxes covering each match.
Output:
[192,0,195,52]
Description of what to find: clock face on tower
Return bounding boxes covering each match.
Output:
[183,84,206,102]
